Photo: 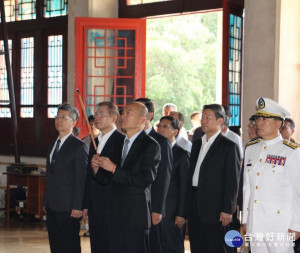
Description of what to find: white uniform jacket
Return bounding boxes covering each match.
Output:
[242,135,300,235]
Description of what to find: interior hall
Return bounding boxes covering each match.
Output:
[1,0,300,252]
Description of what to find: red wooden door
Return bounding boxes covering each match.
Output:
[74,17,146,137]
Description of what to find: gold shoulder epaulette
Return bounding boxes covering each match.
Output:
[283,139,300,149]
[245,138,262,147]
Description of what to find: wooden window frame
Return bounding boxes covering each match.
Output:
[0,2,68,157]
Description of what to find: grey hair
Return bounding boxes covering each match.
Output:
[57,103,79,121]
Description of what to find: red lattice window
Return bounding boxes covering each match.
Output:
[75,18,146,137]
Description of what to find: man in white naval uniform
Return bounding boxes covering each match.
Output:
[242,97,300,253]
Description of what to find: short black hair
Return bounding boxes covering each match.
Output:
[88,115,95,123]
[160,116,180,136]
[285,118,295,130]
[58,103,79,121]
[135,98,154,121]
[135,98,154,113]
[203,104,225,120]
[73,126,81,136]
[249,115,256,121]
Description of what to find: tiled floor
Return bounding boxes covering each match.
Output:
[0,218,191,253]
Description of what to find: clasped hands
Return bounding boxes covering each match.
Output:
[91,154,116,174]
[219,212,232,227]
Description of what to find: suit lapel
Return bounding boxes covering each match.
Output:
[149,128,156,137]
[100,130,115,156]
[90,137,99,156]
[200,133,223,168]
[173,143,180,154]
[47,141,56,167]
[191,140,202,173]
[55,134,73,160]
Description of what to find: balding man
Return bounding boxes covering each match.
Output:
[96,102,161,253]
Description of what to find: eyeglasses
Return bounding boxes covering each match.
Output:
[157,124,172,129]
[95,112,109,117]
[55,115,73,121]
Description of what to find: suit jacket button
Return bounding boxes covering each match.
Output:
[277,210,280,214]
[257,172,260,176]
[254,200,258,203]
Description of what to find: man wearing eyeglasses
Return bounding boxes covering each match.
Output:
[83,101,125,253]
[43,103,88,253]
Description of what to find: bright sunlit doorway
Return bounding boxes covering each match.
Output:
[146,11,223,130]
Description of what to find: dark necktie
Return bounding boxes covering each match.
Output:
[51,139,61,167]
[121,139,130,166]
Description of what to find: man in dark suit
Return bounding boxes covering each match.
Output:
[187,104,240,253]
[135,98,173,253]
[83,102,124,253]
[157,116,190,253]
[95,101,161,253]
[43,103,88,253]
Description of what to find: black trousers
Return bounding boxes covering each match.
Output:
[108,222,150,253]
[46,209,81,253]
[148,222,163,253]
[89,212,109,253]
[161,218,184,253]
[188,191,229,253]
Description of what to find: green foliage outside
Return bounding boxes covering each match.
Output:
[146,12,219,130]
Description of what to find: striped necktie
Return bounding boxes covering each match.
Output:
[121,139,130,166]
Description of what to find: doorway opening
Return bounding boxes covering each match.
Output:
[146,11,223,130]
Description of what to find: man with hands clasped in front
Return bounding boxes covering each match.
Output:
[83,101,124,253]
[93,102,161,253]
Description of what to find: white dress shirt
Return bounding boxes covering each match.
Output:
[192,131,220,187]
[97,127,117,154]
